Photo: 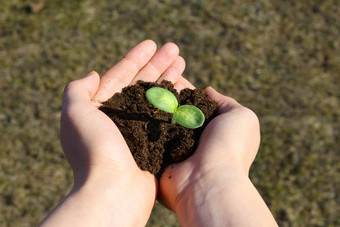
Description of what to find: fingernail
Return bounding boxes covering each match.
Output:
[85,71,97,78]
[91,100,102,107]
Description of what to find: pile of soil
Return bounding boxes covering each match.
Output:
[100,81,217,176]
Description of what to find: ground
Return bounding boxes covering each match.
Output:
[0,0,339,226]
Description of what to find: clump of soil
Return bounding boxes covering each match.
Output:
[100,81,217,176]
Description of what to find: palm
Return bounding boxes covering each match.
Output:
[91,40,188,185]
[158,90,261,210]
[89,40,186,172]
[60,40,188,224]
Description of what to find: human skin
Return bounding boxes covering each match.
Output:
[158,86,278,226]
[40,40,277,226]
[40,40,185,227]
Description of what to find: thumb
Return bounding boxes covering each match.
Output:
[60,71,101,168]
[204,86,240,114]
[63,71,100,107]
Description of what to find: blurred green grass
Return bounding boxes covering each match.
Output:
[0,0,339,226]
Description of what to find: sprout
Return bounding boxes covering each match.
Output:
[146,87,205,129]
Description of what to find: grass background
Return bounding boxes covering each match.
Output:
[0,0,339,226]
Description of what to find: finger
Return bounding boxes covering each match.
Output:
[63,71,100,106]
[204,86,240,113]
[93,40,157,103]
[131,42,179,84]
[157,56,186,84]
[173,76,195,92]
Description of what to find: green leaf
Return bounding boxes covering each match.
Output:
[146,87,178,113]
[173,105,205,129]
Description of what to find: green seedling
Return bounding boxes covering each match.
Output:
[146,87,205,129]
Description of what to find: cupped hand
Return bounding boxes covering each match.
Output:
[156,82,276,226]
[61,40,184,183]
[48,40,186,226]
[158,83,261,202]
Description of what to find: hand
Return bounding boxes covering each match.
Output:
[40,40,187,226]
[158,85,278,226]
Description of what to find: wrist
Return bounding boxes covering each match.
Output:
[174,168,248,226]
[174,166,277,227]
[76,167,156,226]
[41,165,157,227]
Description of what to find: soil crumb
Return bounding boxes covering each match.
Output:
[100,81,217,176]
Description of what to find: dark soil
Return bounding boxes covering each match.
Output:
[100,81,217,176]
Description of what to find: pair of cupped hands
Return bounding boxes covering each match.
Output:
[41,40,276,227]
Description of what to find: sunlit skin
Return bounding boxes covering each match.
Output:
[40,40,277,227]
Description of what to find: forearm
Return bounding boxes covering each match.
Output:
[39,186,120,226]
[40,170,155,227]
[175,172,278,227]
